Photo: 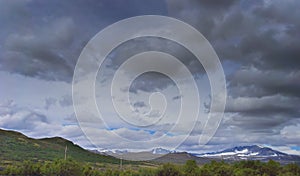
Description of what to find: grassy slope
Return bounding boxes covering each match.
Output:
[0,129,120,164]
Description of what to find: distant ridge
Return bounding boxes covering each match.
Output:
[96,145,300,164]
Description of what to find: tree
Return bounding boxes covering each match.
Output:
[157,163,182,176]
[281,163,300,176]
[261,160,281,176]
[183,160,199,176]
[21,160,42,176]
[234,168,259,176]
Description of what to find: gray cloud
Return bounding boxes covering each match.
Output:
[129,72,176,94]
[167,0,300,71]
[1,0,300,152]
[59,94,73,107]
[99,37,204,93]
[172,95,181,100]
[0,100,85,140]
[0,101,49,130]
[167,0,300,144]
[195,0,238,9]
[64,113,77,123]
[0,0,167,82]
[1,17,76,82]
[44,97,57,110]
[229,68,300,97]
[225,94,300,114]
[133,101,146,108]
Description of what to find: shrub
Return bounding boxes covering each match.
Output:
[157,163,182,176]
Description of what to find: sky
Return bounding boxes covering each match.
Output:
[0,0,300,155]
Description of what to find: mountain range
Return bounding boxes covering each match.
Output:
[1,128,299,165]
[98,146,300,164]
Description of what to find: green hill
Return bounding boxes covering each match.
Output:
[0,128,119,164]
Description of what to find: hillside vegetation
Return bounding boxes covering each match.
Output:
[0,129,119,164]
[1,159,300,176]
[1,129,300,175]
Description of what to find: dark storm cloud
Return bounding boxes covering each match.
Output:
[238,29,300,70]
[0,0,206,93]
[166,0,240,41]
[128,72,175,94]
[223,112,296,135]
[1,0,300,149]
[168,0,300,70]
[167,0,300,137]
[228,69,300,98]
[133,101,146,108]
[2,17,76,82]
[172,95,181,100]
[0,0,167,82]
[188,0,238,10]
[225,94,300,114]
[100,37,205,93]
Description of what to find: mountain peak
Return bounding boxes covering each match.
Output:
[200,145,287,158]
[194,144,300,164]
[151,147,171,154]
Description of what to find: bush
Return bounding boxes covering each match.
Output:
[1,158,300,176]
[156,163,182,176]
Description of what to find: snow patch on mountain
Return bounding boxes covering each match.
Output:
[196,145,287,158]
[151,148,171,154]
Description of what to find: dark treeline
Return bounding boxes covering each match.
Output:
[1,159,300,176]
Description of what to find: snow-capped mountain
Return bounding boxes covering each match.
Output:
[196,145,300,164]
[91,148,128,155]
[151,147,171,154]
[93,147,172,155]
[90,145,300,164]
[198,145,286,158]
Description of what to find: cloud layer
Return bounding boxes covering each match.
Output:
[0,0,299,154]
